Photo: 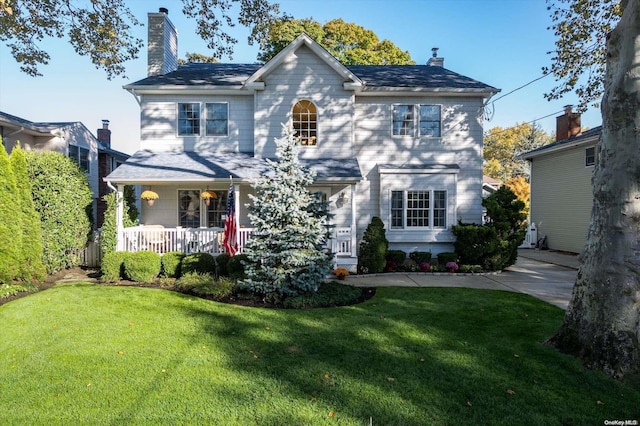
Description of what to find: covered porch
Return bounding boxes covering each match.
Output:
[105,150,362,267]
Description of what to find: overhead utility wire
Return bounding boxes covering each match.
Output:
[485,73,551,106]
[485,109,565,136]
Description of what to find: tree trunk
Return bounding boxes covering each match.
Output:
[547,0,640,379]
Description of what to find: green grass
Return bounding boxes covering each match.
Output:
[0,284,638,425]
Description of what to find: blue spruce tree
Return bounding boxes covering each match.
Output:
[241,124,333,300]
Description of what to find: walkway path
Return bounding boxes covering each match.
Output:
[347,250,579,310]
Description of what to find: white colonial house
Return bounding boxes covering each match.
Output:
[105,8,498,268]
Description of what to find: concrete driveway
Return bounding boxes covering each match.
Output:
[347,252,578,310]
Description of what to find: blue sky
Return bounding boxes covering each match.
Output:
[0,0,601,154]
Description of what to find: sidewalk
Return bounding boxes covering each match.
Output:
[517,248,580,270]
[347,253,578,310]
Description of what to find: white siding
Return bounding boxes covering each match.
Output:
[530,145,595,253]
[140,95,254,153]
[254,45,354,159]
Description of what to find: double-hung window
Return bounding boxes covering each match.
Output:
[392,104,441,137]
[390,190,447,229]
[206,103,228,136]
[178,103,200,135]
[585,147,596,167]
[68,145,90,173]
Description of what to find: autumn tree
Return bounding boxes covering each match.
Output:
[544,0,639,378]
[483,122,553,183]
[0,0,283,78]
[257,18,415,65]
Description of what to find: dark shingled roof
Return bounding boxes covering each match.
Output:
[126,63,496,92]
[106,150,362,183]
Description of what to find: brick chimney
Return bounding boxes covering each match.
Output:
[147,7,178,76]
[427,47,444,67]
[556,105,581,141]
[97,119,111,148]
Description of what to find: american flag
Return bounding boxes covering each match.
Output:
[223,180,238,256]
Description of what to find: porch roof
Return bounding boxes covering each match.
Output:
[105,150,362,184]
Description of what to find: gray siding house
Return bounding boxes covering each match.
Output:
[106,9,498,267]
[0,111,128,228]
[521,108,601,254]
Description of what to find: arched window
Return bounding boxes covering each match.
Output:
[292,100,317,146]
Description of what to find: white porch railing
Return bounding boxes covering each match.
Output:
[120,226,354,257]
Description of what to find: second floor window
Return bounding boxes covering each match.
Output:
[292,100,317,146]
[69,144,90,173]
[393,104,441,137]
[178,103,200,135]
[585,146,596,167]
[206,103,228,136]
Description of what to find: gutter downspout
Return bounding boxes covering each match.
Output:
[106,180,125,251]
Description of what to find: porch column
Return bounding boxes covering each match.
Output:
[115,184,125,251]
[234,183,241,248]
[350,183,357,258]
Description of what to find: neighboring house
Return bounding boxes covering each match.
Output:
[482,175,502,223]
[0,111,129,228]
[106,8,498,267]
[521,107,601,254]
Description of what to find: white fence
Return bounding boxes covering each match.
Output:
[519,222,538,249]
[81,226,354,268]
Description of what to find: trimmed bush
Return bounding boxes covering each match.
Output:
[452,224,499,266]
[124,251,161,283]
[215,253,230,277]
[175,273,235,299]
[283,281,363,309]
[101,251,130,282]
[228,254,249,280]
[0,143,22,283]
[386,250,407,265]
[26,151,92,273]
[161,251,184,278]
[358,216,388,274]
[10,145,45,282]
[437,252,458,265]
[181,252,216,276]
[410,251,432,264]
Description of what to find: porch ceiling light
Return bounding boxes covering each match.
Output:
[200,189,218,206]
[141,189,159,206]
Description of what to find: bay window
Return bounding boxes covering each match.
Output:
[390,190,447,229]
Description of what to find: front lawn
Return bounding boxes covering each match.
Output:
[0,284,637,424]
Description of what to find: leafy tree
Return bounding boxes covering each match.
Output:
[178,52,220,64]
[241,124,332,300]
[505,176,531,215]
[257,17,415,65]
[26,151,92,273]
[483,122,553,183]
[545,0,640,378]
[0,142,21,283]
[543,0,621,110]
[10,145,45,281]
[0,0,283,78]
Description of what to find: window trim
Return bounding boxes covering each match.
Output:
[68,144,90,173]
[177,102,201,136]
[292,99,318,146]
[389,189,448,230]
[585,146,596,167]
[205,102,229,137]
[391,104,442,138]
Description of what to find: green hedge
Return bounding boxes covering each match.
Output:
[101,251,130,282]
[0,143,22,283]
[410,251,432,264]
[161,251,184,278]
[358,216,388,274]
[181,252,216,276]
[124,251,161,283]
[437,252,458,265]
[228,254,249,280]
[215,253,230,277]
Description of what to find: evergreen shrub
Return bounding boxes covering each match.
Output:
[161,251,184,278]
[215,253,230,277]
[386,250,406,265]
[101,251,130,282]
[0,143,22,283]
[410,251,432,264]
[176,273,235,299]
[358,216,388,274]
[124,251,161,283]
[437,252,458,265]
[180,252,216,276]
[228,254,249,280]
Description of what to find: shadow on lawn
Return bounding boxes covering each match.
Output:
[175,287,621,424]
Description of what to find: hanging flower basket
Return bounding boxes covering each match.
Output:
[200,190,218,206]
[141,190,159,206]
